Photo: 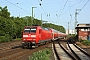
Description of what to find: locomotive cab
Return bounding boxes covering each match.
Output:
[22,26,37,48]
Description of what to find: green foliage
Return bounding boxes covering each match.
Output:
[0,34,12,43]
[33,19,42,26]
[43,23,66,33]
[0,6,66,43]
[81,40,90,46]
[67,34,76,39]
[0,6,10,18]
[29,49,51,60]
[0,36,6,42]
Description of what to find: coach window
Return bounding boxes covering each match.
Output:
[81,29,84,31]
[88,28,90,31]
[85,29,87,31]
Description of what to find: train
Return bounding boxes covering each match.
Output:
[22,26,67,48]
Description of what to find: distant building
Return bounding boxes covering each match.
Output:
[66,29,75,35]
[76,23,90,40]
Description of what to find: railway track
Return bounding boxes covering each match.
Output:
[53,40,76,60]
[0,48,31,60]
[67,39,90,60]
[0,40,21,51]
[0,41,52,60]
[53,39,90,60]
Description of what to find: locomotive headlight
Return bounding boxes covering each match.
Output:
[22,42,25,43]
[23,35,28,37]
[33,39,36,40]
[31,35,36,37]
[23,39,26,40]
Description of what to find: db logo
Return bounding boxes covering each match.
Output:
[28,34,31,37]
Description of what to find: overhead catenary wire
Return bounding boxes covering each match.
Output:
[81,0,89,11]
[5,0,31,14]
[25,0,33,6]
[76,0,82,9]
[59,0,68,18]
[37,0,46,15]
[76,0,89,14]
[70,0,81,8]
[67,0,82,15]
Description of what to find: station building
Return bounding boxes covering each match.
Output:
[75,24,90,40]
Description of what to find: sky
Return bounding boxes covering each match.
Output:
[0,0,90,30]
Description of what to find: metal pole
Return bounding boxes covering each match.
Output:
[31,7,37,26]
[41,14,42,27]
[68,22,69,35]
[31,7,33,26]
[70,14,72,23]
[75,9,81,34]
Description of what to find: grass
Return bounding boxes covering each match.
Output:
[81,40,90,46]
[29,48,51,60]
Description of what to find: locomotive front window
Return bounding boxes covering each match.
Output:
[31,28,36,33]
[24,29,30,32]
[24,28,36,33]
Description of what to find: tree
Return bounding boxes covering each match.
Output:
[43,23,66,33]
[0,6,10,18]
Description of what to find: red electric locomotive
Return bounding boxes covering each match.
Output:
[22,26,52,48]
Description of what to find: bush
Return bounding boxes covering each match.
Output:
[0,36,6,42]
[0,34,12,43]
[81,40,90,46]
[29,49,51,60]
